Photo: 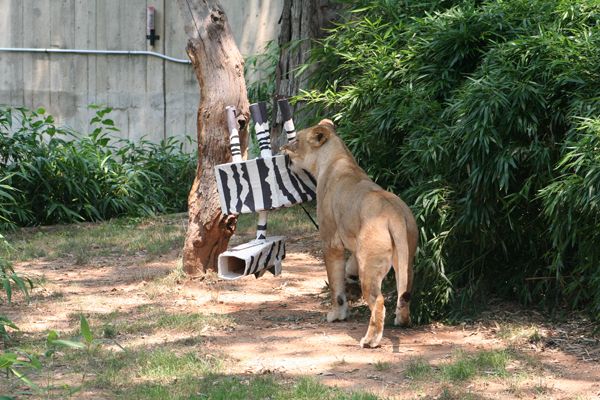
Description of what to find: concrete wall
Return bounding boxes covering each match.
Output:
[0,0,282,151]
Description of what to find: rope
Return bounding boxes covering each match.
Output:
[184,0,203,39]
[300,204,319,230]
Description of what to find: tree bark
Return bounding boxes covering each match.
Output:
[271,0,342,151]
[177,0,250,274]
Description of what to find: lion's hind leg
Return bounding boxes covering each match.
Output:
[357,249,392,348]
[325,247,348,322]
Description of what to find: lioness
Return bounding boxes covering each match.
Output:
[282,119,418,348]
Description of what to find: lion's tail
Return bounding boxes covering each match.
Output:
[389,210,418,303]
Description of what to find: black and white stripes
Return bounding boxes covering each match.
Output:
[216,98,314,280]
[218,236,286,280]
[216,100,316,215]
[215,155,316,215]
[278,98,297,142]
[250,102,272,157]
[226,106,242,161]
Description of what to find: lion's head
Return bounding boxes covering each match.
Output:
[281,119,336,177]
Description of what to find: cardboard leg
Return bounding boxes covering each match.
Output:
[218,237,286,280]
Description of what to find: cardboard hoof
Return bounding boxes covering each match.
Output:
[218,237,285,280]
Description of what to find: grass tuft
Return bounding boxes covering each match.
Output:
[373,360,391,371]
[441,349,510,382]
[405,357,433,380]
[441,356,477,382]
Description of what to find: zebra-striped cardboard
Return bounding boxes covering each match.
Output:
[214,154,316,215]
[218,236,286,280]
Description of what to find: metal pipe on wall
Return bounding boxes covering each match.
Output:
[0,47,191,64]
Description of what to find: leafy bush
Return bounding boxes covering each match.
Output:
[0,106,195,228]
[301,0,600,321]
[245,40,278,105]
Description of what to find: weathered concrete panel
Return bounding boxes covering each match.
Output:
[0,1,283,149]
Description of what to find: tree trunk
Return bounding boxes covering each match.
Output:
[271,0,342,151]
[177,0,250,274]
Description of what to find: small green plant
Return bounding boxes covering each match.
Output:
[102,324,118,339]
[374,360,392,371]
[1,316,91,398]
[405,357,433,380]
[435,385,478,400]
[0,349,42,395]
[0,315,18,345]
[0,235,33,344]
[0,251,33,304]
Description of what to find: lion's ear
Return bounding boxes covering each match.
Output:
[318,119,335,129]
[308,125,331,148]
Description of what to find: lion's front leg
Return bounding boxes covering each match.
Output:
[325,247,348,322]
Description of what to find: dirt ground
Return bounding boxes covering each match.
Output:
[6,231,600,399]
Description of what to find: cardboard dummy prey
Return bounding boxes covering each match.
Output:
[214,99,316,280]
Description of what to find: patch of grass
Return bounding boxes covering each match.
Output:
[496,323,543,343]
[236,202,317,236]
[1,207,314,266]
[331,357,348,368]
[473,349,510,376]
[441,356,477,382]
[103,373,382,400]
[152,313,230,331]
[155,259,186,286]
[533,378,551,395]
[508,347,543,370]
[432,385,480,400]
[405,357,433,380]
[143,259,187,299]
[527,329,543,344]
[441,349,510,382]
[140,349,221,381]
[506,374,527,397]
[89,346,223,396]
[373,360,391,371]
[193,375,382,400]
[0,214,187,264]
[101,323,118,339]
[440,350,510,381]
[86,307,234,337]
[127,222,185,257]
[196,374,282,400]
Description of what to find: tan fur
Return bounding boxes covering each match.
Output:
[282,119,418,348]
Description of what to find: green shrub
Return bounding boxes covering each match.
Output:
[301,0,600,321]
[0,106,195,227]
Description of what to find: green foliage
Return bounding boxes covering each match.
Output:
[0,315,18,345]
[301,0,600,321]
[1,315,92,398]
[539,118,600,317]
[0,234,32,346]
[0,260,33,304]
[0,106,195,228]
[245,40,279,105]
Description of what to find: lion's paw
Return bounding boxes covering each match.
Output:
[359,334,382,349]
[394,310,411,327]
[327,306,348,322]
